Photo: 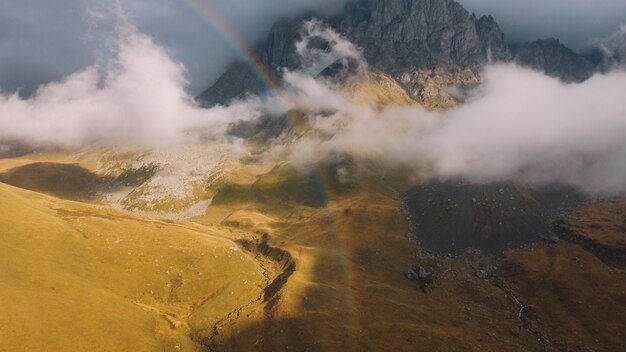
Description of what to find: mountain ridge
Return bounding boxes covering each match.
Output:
[513,38,596,82]
[198,0,511,108]
[198,0,599,108]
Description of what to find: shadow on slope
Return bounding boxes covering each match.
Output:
[212,161,356,210]
[0,162,110,201]
[0,140,35,158]
[0,161,159,202]
[202,185,549,351]
[402,180,588,255]
[205,181,625,352]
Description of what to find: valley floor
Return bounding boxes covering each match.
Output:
[0,150,624,352]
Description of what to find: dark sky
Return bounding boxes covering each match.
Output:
[1,0,625,95]
[460,0,626,47]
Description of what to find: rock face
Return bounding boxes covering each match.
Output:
[335,1,511,74]
[197,0,512,107]
[197,58,264,108]
[514,38,596,82]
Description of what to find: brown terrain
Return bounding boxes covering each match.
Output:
[1,142,625,352]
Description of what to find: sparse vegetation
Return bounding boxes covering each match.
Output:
[0,150,625,351]
[115,164,158,186]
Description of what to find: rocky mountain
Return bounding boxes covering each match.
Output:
[198,0,605,257]
[335,1,511,73]
[513,38,596,82]
[198,0,512,108]
[199,0,607,110]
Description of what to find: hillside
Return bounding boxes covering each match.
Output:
[1,0,625,351]
[1,152,624,351]
[0,178,274,351]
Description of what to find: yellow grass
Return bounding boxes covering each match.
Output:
[0,182,265,351]
[1,150,624,351]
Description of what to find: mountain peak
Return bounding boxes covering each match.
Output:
[514,38,596,82]
[198,0,512,107]
[336,0,511,72]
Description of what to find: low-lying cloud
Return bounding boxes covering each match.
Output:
[276,23,626,196]
[593,25,626,70]
[0,23,258,148]
[293,65,626,195]
[295,19,366,76]
[2,20,626,197]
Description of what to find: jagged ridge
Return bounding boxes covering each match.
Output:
[197,0,511,107]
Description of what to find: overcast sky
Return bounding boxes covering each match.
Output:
[460,0,626,48]
[1,0,625,95]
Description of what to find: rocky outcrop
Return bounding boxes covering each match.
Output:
[396,66,479,108]
[197,0,512,107]
[405,266,434,292]
[335,0,511,74]
[514,38,596,82]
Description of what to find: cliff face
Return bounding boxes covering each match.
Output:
[197,0,511,107]
[198,0,602,109]
[336,0,511,73]
[514,38,596,82]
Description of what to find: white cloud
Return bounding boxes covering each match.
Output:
[0,24,259,148]
[3,20,626,198]
[280,59,626,195]
[592,24,626,70]
[295,19,366,76]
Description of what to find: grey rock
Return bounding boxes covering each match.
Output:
[514,38,596,82]
[405,269,418,280]
[196,47,279,107]
[474,270,489,279]
[197,61,258,107]
[266,17,308,71]
[476,15,511,62]
[541,234,560,244]
[198,0,512,107]
[417,266,431,279]
[406,266,432,280]
[337,0,511,74]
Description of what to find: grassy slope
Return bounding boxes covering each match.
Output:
[0,182,264,351]
[2,68,623,351]
[197,164,545,351]
[197,162,625,352]
[501,243,626,350]
[1,152,624,351]
[0,162,104,200]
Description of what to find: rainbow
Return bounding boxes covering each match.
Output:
[179,0,360,347]
[179,0,280,103]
